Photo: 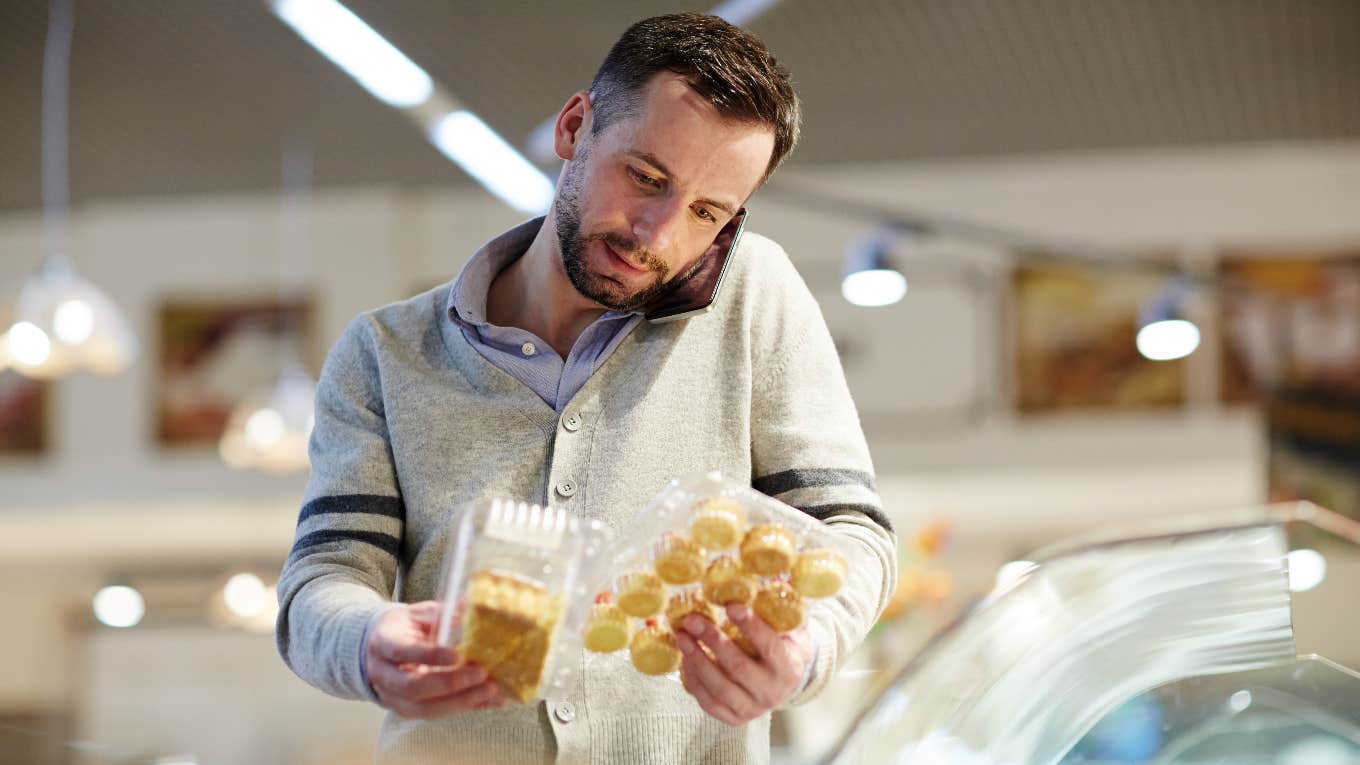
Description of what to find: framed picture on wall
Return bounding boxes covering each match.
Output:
[0,369,47,455]
[1218,251,1360,403]
[0,309,50,455]
[1009,259,1188,413]
[1219,249,1360,522]
[155,296,315,446]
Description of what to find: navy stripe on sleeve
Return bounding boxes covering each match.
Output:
[297,494,405,525]
[797,503,894,534]
[752,468,877,497]
[290,529,402,557]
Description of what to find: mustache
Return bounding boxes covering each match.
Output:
[592,231,667,274]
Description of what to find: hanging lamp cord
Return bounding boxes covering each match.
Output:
[41,0,75,273]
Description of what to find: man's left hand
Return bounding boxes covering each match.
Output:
[675,602,813,727]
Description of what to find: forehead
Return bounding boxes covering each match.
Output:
[600,72,775,202]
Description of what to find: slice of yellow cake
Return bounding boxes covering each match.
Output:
[459,569,562,703]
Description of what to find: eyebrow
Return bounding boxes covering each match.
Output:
[628,151,740,218]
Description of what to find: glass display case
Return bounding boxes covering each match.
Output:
[822,502,1360,765]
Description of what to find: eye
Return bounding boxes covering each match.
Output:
[628,166,660,188]
[693,206,717,222]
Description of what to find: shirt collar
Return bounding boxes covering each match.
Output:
[447,216,642,328]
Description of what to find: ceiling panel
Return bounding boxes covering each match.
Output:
[1,0,1357,211]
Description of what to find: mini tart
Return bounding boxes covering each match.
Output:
[689,497,747,550]
[583,602,630,653]
[630,623,681,676]
[721,619,759,657]
[740,524,798,576]
[665,590,718,633]
[702,555,758,606]
[753,580,806,633]
[614,571,665,618]
[791,549,848,599]
[653,533,707,585]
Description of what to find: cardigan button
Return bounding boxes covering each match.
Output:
[562,414,581,432]
[556,480,577,498]
[554,701,576,723]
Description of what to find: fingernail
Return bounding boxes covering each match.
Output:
[728,603,749,621]
[684,616,706,636]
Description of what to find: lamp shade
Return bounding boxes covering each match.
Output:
[8,258,138,379]
[218,362,317,474]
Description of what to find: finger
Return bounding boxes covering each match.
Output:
[728,603,787,660]
[677,632,762,722]
[679,656,745,727]
[373,659,489,702]
[682,614,773,696]
[384,679,501,720]
[413,679,503,719]
[408,598,467,630]
[374,631,458,666]
[472,691,508,711]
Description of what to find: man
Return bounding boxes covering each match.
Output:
[277,13,896,765]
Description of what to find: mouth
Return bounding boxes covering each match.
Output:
[601,240,649,275]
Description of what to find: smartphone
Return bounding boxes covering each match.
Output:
[643,208,747,323]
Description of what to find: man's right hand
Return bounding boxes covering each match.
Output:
[365,600,504,719]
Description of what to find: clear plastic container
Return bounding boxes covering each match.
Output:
[435,498,610,703]
[581,471,859,678]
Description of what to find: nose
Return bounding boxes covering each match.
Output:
[630,197,686,256]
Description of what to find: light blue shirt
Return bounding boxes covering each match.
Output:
[445,217,644,412]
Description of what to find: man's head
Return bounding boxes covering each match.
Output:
[550,13,800,312]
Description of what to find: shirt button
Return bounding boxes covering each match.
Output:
[556,480,577,498]
[521,342,537,356]
[554,701,576,724]
[562,413,581,432]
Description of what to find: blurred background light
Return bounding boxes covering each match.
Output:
[1136,275,1201,361]
[222,573,269,619]
[1287,548,1327,593]
[1136,318,1202,362]
[92,585,145,628]
[842,225,909,307]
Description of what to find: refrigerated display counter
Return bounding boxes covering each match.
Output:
[822,502,1360,765]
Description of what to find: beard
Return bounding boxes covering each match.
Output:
[555,161,692,313]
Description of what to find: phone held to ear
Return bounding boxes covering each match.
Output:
[642,208,747,324]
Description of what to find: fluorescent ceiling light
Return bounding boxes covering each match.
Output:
[430,110,555,215]
[710,0,782,24]
[270,0,433,108]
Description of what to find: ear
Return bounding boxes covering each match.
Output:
[554,91,593,162]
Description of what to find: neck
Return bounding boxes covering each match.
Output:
[486,211,608,359]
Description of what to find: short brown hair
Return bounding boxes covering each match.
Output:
[588,13,801,184]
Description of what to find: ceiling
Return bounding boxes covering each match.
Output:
[1,0,1358,211]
